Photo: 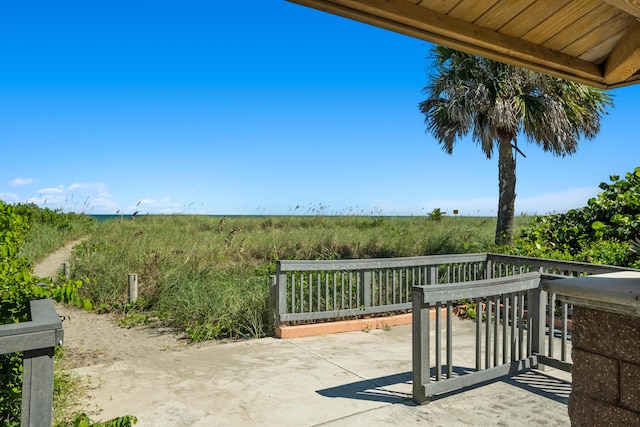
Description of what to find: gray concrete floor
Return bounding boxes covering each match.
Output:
[73,318,572,426]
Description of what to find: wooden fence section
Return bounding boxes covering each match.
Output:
[271,253,631,326]
[271,253,635,403]
[412,272,543,403]
[0,299,63,427]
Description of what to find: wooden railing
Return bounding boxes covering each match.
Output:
[270,253,636,403]
[270,253,632,327]
[0,299,63,427]
[412,272,543,402]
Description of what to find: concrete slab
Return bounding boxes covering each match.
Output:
[73,319,571,426]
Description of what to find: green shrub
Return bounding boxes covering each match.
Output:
[508,167,640,267]
[0,201,124,425]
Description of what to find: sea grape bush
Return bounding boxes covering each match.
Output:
[508,167,640,267]
[0,201,40,425]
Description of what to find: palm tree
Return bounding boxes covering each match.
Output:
[420,46,613,245]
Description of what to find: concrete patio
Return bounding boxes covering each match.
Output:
[72,318,571,426]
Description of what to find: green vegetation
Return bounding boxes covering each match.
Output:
[16,203,95,263]
[505,167,640,268]
[68,214,528,340]
[0,201,133,426]
[0,202,38,425]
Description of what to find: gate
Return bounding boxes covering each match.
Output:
[412,272,568,404]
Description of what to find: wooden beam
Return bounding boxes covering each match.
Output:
[603,0,640,19]
[288,0,606,87]
[604,19,640,84]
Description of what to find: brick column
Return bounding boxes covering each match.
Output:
[569,307,640,425]
[542,271,640,426]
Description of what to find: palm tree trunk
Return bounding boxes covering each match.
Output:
[495,137,516,245]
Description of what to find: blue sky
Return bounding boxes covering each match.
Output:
[1,0,639,217]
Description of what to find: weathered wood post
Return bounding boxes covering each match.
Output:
[268,275,277,333]
[128,273,138,304]
[412,285,430,404]
[62,262,70,277]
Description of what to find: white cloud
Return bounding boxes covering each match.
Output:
[7,178,35,187]
[68,182,110,196]
[19,182,121,214]
[91,197,121,211]
[39,185,66,194]
[128,197,182,214]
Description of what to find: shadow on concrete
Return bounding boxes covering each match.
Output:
[316,366,571,405]
[316,371,413,404]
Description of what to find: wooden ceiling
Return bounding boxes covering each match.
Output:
[287,0,640,89]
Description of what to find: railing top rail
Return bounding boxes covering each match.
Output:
[413,272,541,303]
[277,253,489,272]
[0,299,62,338]
[487,253,639,274]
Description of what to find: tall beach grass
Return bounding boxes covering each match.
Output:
[68,214,533,340]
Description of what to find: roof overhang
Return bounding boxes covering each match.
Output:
[288,0,640,89]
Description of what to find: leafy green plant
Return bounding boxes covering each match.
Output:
[0,201,42,425]
[54,413,137,427]
[506,167,640,267]
[0,201,130,425]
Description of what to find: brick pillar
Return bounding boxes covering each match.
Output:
[569,306,640,425]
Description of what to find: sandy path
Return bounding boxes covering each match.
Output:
[34,240,190,370]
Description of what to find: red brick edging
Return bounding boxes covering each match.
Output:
[275,308,448,339]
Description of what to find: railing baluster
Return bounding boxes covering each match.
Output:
[494,295,500,367]
[340,272,345,310]
[519,292,525,359]
[511,293,517,362]
[526,290,532,356]
[476,297,482,371]
[404,268,408,303]
[325,272,329,311]
[348,272,353,309]
[308,273,313,312]
[561,301,568,362]
[317,272,322,311]
[332,271,337,312]
[447,301,453,379]
[436,302,442,381]
[298,272,304,312]
[485,296,492,368]
[392,270,397,304]
[502,294,508,364]
[549,292,556,358]
[291,273,296,314]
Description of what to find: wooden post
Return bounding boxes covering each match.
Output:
[268,275,277,333]
[529,286,547,369]
[21,347,56,427]
[128,274,138,304]
[412,286,430,404]
[62,262,70,277]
